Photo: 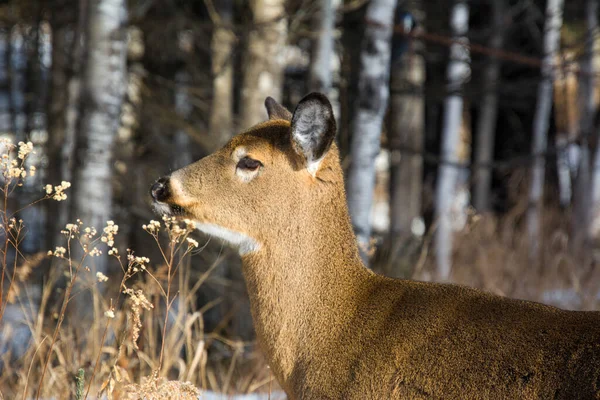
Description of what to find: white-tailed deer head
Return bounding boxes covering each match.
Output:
[151,92,340,256]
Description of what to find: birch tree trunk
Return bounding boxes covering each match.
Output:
[46,0,83,253]
[473,0,504,212]
[346,0,397,263]
[71,0,128,275]
[112,28,144,261]
[553,52,579,209]
[526,0,564,258]
[388,5,425,250]
[309,0,335,96]
[240,0,287,129]
[209,0,235,148]
[434,1,470,280]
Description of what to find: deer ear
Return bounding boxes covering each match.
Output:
[265,97,292,121]
[290,93,336,175]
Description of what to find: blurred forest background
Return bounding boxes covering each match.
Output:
[1,0,600,398]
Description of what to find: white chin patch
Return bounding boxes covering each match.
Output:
[195,222,260,256]
[153,202,173,216]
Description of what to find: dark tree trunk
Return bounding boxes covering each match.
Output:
[209,0,235,149]
[339,4,367,161]
[46,0,83,254]
[473,0,504,212]
[240,0,287,129]
[388,4,425,254]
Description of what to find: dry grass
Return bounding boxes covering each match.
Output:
[0,218,278,399]
[396,196,600,312]
[0,140,277,399]
[446,206,600,311]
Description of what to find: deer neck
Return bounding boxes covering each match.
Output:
[240,199,369,385]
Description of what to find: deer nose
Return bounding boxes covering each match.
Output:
[151,177,170,202]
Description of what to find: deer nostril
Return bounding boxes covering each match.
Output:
[151,177,170,202]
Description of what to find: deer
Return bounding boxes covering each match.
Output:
[151,93,600,399]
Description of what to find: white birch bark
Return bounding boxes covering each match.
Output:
[309,0,335,96]
[310,0,342,123]
[345,0,397,262]
[555,135,572,207]
[71,0,128,273]
[240,0,287,129]
[553,53,579,208]
[526,0,564,258]
[434,1,470,280]
[473,0,504,212]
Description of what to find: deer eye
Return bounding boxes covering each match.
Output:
[236,157,262,171]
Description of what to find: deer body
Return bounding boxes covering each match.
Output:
[151,93,600,399]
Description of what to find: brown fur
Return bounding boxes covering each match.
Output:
[154,95,600,399]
